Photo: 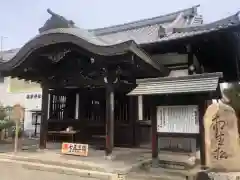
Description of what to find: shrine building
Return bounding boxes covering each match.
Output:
[0,5,240,167]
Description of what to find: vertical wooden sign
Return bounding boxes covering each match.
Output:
[11,104,24,153]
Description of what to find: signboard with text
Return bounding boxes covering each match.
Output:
[157,105,199,134]
[61,142,88,156]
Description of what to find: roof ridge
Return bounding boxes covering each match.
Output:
[90,5,200,36]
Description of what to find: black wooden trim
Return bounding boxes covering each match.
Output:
[157,132,199,138]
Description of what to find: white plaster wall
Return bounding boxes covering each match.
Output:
[24,94,42,136]
[0,77,42,135]
[0,78,24,106]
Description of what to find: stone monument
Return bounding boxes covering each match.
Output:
[204,101,240,171]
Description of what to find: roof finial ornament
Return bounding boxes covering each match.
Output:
[158,26,166,38]
[47,8,57,17]
[38,8,75,33]
[237,11,240,21]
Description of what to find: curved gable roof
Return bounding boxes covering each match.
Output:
[0,28,169,75]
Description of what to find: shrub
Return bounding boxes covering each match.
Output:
[0,120,14,131]
[0,104,6,120]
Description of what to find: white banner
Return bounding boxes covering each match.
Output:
[157,105,199,133]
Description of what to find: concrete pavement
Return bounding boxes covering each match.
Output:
[0,139,199,180]
[0,160,101,180]
[0,158,117,180]
[0,156,189,180]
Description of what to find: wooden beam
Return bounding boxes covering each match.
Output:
[105,86,114,157]
[39,82,49,149]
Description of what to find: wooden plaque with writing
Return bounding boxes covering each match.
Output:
[61,142,88,156]
[11,104,24,122]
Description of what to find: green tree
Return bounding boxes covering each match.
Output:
[223,83,240,112]
[0,104,6,120]
[223,83,240,134]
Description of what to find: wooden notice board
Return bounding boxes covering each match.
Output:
[61,142,89,156]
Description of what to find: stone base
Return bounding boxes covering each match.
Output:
[129,165,202,180]
[196,171,240,180]
[158,152,197,170]
[104,154,115,160]
[209,172,240,180]
[152,158,159,168]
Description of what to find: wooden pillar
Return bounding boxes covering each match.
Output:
[129,96,138,146]
[49,92,53,119]
[138,96,143,120]
[78,90,84,121]
[39,83,49,149]
[105,86,114,156]
[75,93,79,119]
[151,99,158,167]
[199,99,207,168]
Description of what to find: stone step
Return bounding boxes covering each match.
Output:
[157,152,198,170]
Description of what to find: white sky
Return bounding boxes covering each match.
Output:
[0,0,239,50]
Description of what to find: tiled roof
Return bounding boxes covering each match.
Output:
[0,48,20,62]
[1,7,240,65]
[0,6,200,61]
[149,11,240,45]
[90,5,199,35]
[128,72,222,95]
[91,5,200,44]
